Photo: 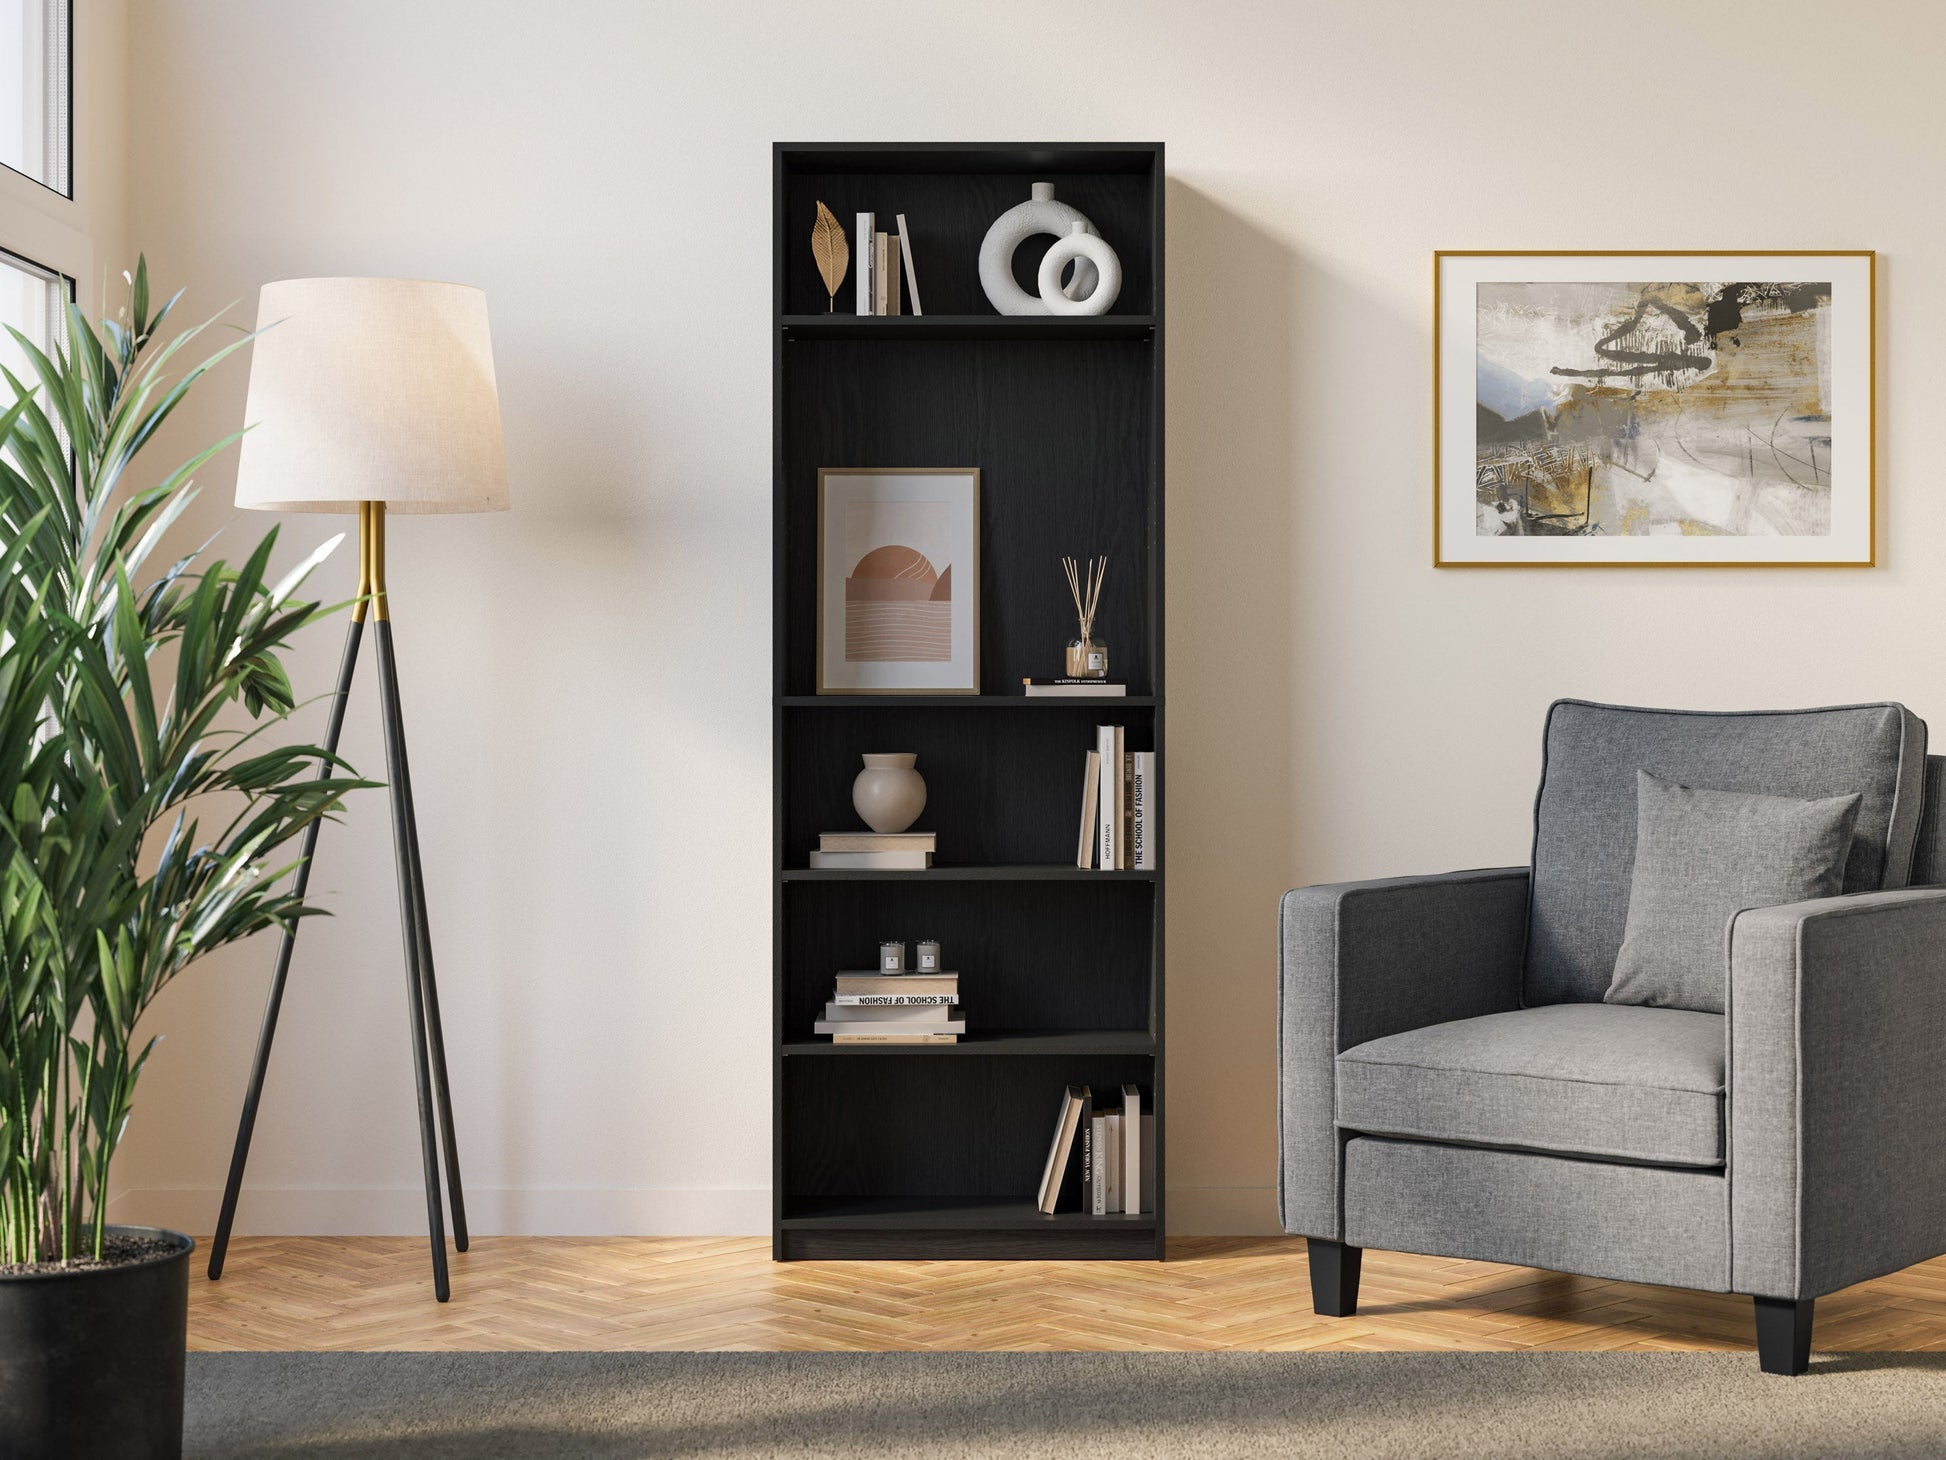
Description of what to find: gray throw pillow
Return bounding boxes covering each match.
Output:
[1606,770,1862,1014]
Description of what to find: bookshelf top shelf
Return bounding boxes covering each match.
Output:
[782,314,1154,342]
[777,143,1160,176]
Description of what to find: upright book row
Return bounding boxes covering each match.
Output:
[855,212,923,316]
[1037,1083,1152,1215]
[1076,727,1156,870]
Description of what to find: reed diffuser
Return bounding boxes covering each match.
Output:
[1062,555,1109,679]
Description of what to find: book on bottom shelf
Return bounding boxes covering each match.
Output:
[1037,1085,1091,1214]
[1044,1083,1149,1215]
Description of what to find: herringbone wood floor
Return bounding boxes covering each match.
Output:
[186,1236,1946,1354]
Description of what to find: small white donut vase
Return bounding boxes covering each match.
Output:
[1038,224,1122,316]
[978,181,1101,316]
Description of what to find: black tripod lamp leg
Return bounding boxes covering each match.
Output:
[384,620,469,1251]
[208,615,365,1282]
[374,618,452,1302]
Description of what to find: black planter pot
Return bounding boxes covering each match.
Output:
[0,1225,193,1460]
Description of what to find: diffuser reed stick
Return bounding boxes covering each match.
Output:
[1063,555,1106,640]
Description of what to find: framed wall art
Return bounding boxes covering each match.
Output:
[817,468,980,693]
[1434,252,1874,567]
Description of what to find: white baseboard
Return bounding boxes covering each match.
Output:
[108,1185,1281,1238]
[107,1186,772,1237]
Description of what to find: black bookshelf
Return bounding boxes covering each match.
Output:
[773,142,1164,1261]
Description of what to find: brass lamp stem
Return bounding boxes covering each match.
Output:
[355,500,389,622]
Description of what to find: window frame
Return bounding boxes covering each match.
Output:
[0,0,87,330]
[1,0,74,200]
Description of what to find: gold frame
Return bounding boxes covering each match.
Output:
[1432,250,1877,568]
[815,467,982,694]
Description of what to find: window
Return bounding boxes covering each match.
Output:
[0,0,74,378]
[0,0,68,196]
[0,241,63,386]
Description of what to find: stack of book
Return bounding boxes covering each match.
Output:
[814,970,963,1044]
[1075,728,1156,869]
[1036,1083,1153,1214]
[809,832,933,870]
[855,212,923,316]
[1021,678,1128,698]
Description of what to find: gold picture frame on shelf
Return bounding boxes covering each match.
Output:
[816,468,981,694]
[1433,251,1875,567]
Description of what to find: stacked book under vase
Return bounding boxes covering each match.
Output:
[809,832,933,870]
[815,969,963,1044]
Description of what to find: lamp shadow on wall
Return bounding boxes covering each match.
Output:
[1162,179,1305,1226]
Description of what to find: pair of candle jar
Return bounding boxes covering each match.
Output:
[879,940,942,973]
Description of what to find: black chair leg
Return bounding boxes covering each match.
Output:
[1754,1295,1813,1375]
[1308,1239,1362,1317]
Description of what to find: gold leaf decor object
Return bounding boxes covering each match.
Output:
[812,201,849,312]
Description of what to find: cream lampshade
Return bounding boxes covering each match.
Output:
[233,277,509,514]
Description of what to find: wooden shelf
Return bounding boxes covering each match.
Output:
[783,1030,1155,1057]
[782,865,1156,882]
[783,314,1155,342]
[780,695,1159,709]
[782,1196,1155,1230]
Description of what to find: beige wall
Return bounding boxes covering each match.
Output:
[106,0,1946,1236]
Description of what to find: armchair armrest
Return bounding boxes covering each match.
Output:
[1278,867,1529,1238]
[1729,887,1946,1300]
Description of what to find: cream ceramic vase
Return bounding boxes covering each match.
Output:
[853,753,927,834]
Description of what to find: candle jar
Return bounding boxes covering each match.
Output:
[916,940,942,972]
[879,941,906,972]
[1066,635,1109,680]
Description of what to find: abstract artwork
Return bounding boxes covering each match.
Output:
[818,469,980,692]
[1435,253,1873,565]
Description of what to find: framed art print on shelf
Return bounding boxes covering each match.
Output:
[817,468,981,693]
[1434,251,1874,567]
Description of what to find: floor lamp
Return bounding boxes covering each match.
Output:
[208,278,510,1302]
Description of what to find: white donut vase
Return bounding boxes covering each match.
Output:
[1038,227,1122,316]
[977,182,1101,316]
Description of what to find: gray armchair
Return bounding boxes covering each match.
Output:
[1279,700,1946,1374]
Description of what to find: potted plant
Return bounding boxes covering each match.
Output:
[0,262,362,1458]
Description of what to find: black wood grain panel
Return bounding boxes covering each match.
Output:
[783,1055,1154,1200]
[783,339,1153,695]
[782,878,1155,1036]
[782,171,1153,317]
[784,705,1153,866]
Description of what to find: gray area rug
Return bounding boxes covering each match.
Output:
[187,1350,1946,1458]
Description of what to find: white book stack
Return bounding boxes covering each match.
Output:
[820,970,962,1043]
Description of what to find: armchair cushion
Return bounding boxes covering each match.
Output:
[1526,700,1925,1004]
[1606,770,1861,1013]
[1337,1003,1725,1168]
